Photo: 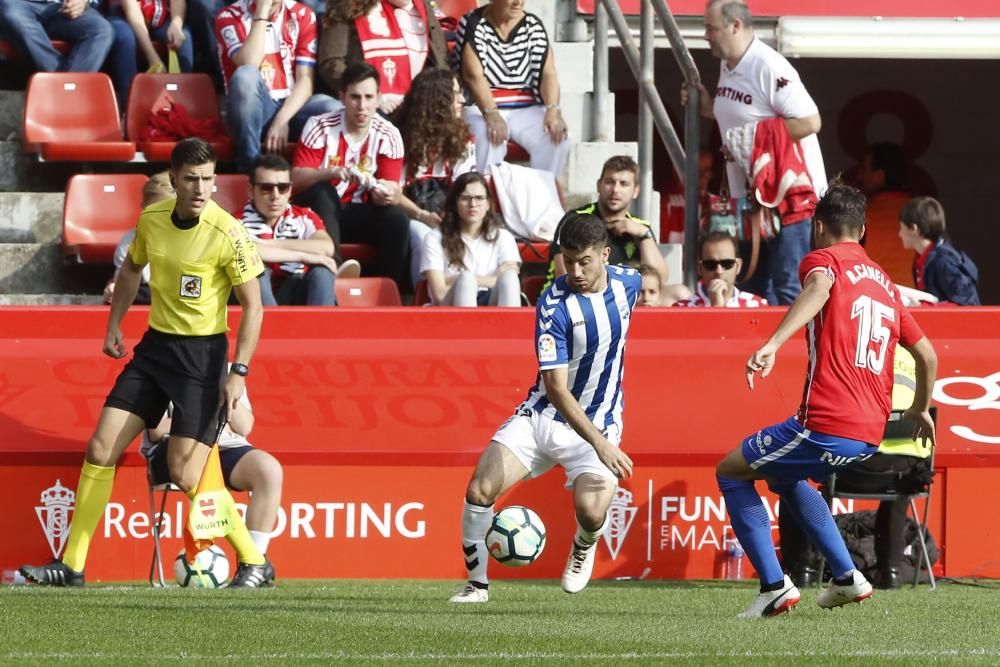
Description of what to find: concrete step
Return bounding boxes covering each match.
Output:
[0,243,108,294]
[0,293,104,305]
[0,90,24,139]
[0,192,64,243]
[565,141,639,193]
[552,42,594,94]
[561,91,615,147]
[0,140,28,192]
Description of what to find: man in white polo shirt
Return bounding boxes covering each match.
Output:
[684,0,827,305]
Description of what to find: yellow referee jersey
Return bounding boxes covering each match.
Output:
[883,346,931,458]
[128,198,263,336]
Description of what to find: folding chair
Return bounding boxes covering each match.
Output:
[823,408,938,590]
[142,435,181,587]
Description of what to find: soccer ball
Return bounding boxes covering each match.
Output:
[486,506,546,567]
[173,546,230,588]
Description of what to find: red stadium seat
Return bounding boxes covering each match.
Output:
[521,275,546,305]
[435,0,478,18]
[519,241,550,264]
[413,279,431,305]
[63,174,149,263]
[22,72,136,161]
[125,73,233,162]
[506,141,530,163]
[0,39,69,61]
[339,243,378,265]
[211,174,250,216]
[335,278,402,307]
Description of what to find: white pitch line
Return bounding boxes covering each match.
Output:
[6,649,1000,661]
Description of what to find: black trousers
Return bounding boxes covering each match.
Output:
[779,454,920,572]
[293,182,410,285]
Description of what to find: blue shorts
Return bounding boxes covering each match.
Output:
[741,417,879,482]
[147,443,254,491]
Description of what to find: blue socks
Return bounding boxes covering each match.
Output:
[770,479,855,578]
[717,475,785,587]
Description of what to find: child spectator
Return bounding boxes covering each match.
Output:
[420,172,520,306]
[637,264,661,307]
[898,197,980,305]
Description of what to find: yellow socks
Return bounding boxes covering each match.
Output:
[185,489,264,566]
[62,461,116,572]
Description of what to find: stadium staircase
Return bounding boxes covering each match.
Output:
[0,0,642,306]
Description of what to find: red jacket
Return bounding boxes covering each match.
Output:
[750,117,817,226]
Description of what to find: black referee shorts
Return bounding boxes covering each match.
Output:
[105,329,228,445]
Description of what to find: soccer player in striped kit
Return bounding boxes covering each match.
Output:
[450,213,640,603]
[717,183,937,618]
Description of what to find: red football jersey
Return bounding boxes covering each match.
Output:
[293,109,404,205]
[216,0,318,100]
[795,242,925,444]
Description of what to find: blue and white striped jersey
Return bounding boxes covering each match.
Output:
[521,265,642,431]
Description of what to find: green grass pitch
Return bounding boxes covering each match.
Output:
[2,580,998,665]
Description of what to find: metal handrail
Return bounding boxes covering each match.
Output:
[592,0,703,288]
[598,0,686,181]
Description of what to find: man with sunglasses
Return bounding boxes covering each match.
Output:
[239,154,360,306]
[674,231,767,307]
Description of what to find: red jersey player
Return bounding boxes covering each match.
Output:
[715,182,937,619]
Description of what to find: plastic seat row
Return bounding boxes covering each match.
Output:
[23,72,229,162]
[62,173,374,269]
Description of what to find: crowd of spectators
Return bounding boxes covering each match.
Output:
[1,0,982,308]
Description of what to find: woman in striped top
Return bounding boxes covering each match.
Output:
[456,0,569,177]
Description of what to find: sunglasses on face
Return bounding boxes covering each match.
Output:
[254,182,292,194]
[700,258,738,271]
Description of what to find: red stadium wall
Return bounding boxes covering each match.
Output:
[1,307,998,583]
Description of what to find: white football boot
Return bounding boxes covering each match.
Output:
[448,582,489,603]
[817,570,874,609]
[561,540,598,594]
[737,575,801,619]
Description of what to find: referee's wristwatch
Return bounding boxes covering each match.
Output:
[230,362,249,377]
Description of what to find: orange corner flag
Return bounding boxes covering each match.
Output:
[183,444,240,564]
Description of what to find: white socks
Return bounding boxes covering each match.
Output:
[249,530,271,556]
[575,514,608,546]
[461,500,493,586]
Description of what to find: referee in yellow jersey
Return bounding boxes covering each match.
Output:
[21,139,272,588]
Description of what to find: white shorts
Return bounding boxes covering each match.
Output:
[491,408,621,485]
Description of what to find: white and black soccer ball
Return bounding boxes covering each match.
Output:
[485,506,546,567]
[173,546,230,588]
